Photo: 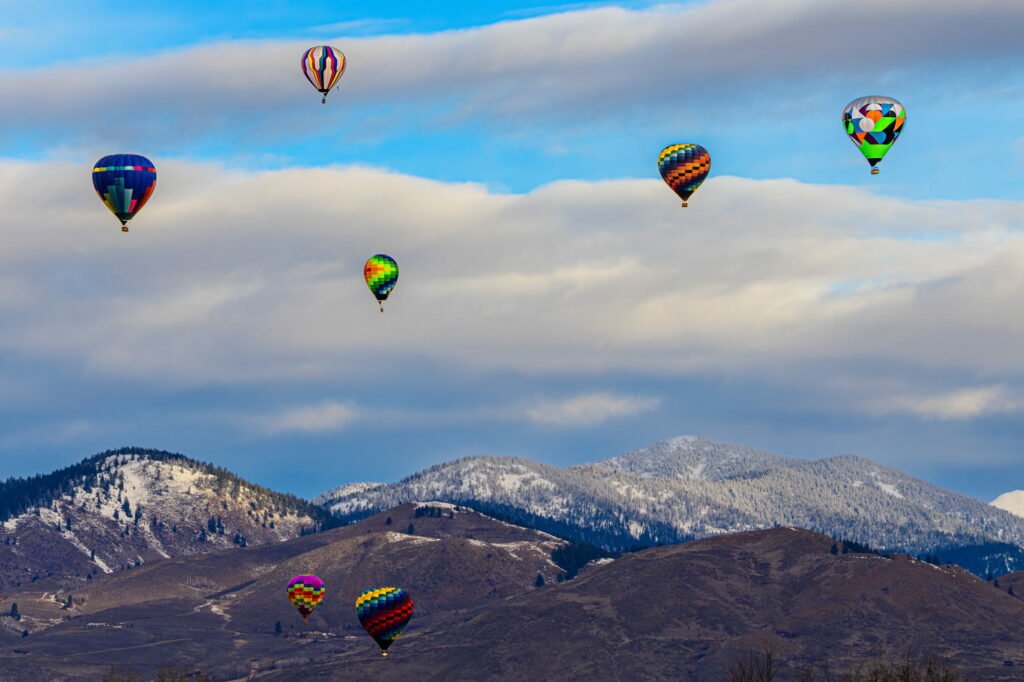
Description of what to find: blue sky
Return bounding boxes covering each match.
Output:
[1,0,1024,502]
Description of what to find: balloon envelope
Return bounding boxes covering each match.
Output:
[287,575,325,622]
[842,96,905,172]
[658,144,710,206]
[355,587,413,653]
[92,154,157,230]
[301,46,346,99]
[364,255,399,302]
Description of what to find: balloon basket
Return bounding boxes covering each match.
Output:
[121,226,129,232]
[303,618,308,625]
[681,201,688,208]
[381,651,389,657]
[871,168,879,175]
[321,97,326,104]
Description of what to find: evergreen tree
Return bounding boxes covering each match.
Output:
[63,595,73,609]
[535,573,545,587]
[275,620,283,635]
[830,543,838,555]
[1010,586,1016,596]
[407,523,415,535]
[385,517,392,526]
[9,602,19,620]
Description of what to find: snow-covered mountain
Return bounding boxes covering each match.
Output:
[992,490,1024,519]
[317,436,1024,574]
[0,448,333,591]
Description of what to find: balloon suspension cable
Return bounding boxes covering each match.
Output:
[871,168,880,175]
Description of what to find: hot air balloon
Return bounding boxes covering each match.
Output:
[92,154,157,232]
[301,46,346,103]
[355,587,413,656]
[287,575,325,625]
[364,255,399,313]
[658,144,710,207]
[842,96,905,175]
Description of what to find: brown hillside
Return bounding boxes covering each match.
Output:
[271,527,1024,682]
[0,503,566,680]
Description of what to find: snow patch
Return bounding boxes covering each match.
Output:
[877,482,904,499]
[992,490,1024,519]
[382,531,439,545]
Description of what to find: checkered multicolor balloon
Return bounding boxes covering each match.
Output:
[355,587,413,655]
[287,575,325,624]
[364,254,399,312]
[657,144,710,207]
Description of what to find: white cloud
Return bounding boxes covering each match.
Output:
[870,386,1024,420]
[0,0,1022,144]
[256,401,358,434]
[524,392,661,426]
[1,158,1024,418]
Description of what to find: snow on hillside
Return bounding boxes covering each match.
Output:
[317,437,1024,562]
[992,490,1024,518]
[311,482,384,507]
[0,451,325,591]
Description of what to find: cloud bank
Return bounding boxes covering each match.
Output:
[1,0,1022,148]
[1,158,1023,420]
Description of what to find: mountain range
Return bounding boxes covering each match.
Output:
[318,435,1024,576]
[2,441,1024,679]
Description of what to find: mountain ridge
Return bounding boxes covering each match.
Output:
[318,436,1024,576]
[0,447,337,592]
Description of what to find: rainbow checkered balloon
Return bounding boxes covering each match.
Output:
[287,575,325,624]
[364,254,399,311]
[657,144,710,207]
[355,587,413,655]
